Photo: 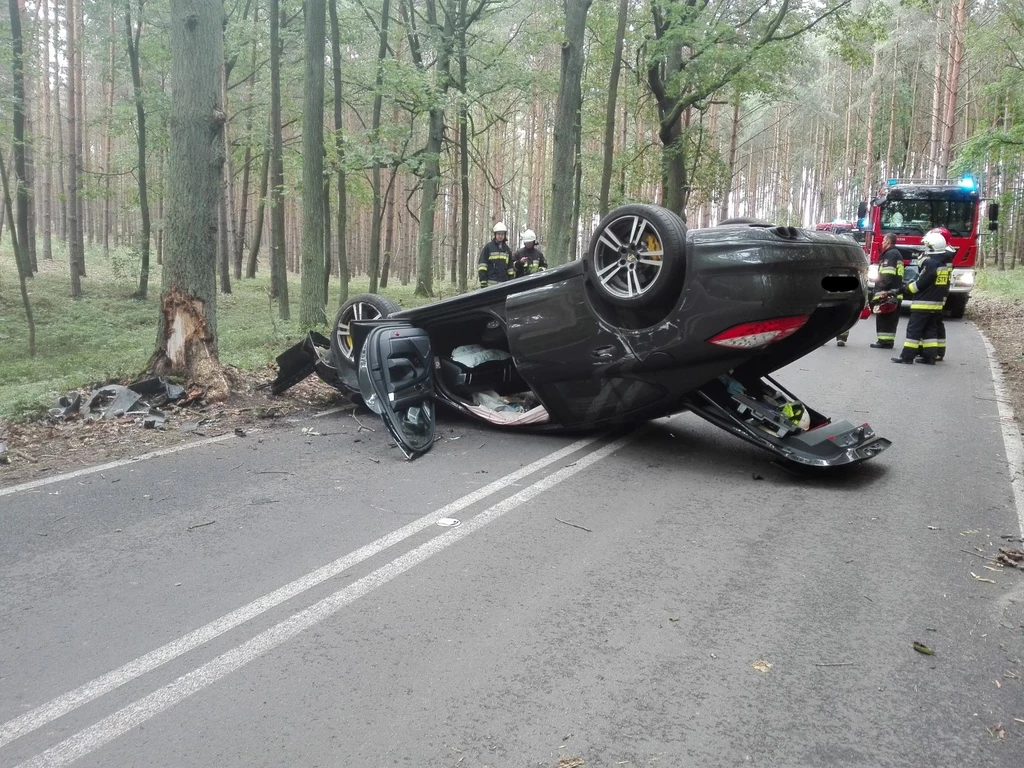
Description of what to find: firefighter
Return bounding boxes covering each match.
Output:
[917,227,956,362]
[513,229,547,278]
[477,222,513,288]
[891,231,952,365]
[869,232,904,349]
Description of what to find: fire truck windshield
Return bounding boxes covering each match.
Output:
[879,198,973,237]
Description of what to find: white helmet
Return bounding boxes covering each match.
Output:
[521,229,537,243]
[493,222,508,234]
[921,231,947,253]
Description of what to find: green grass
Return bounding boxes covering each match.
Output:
[975,265,1024,301]
[0,244,447,422]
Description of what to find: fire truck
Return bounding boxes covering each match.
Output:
[857,176,998,318]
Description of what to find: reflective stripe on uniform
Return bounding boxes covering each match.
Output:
[907,282,919,294]
[910,301,944,311]
[903,339,921,350]
[880,267,898,275]
[877,333,896,341]
[922,339,941,348]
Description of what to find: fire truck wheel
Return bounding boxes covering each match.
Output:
[945,294,968,319]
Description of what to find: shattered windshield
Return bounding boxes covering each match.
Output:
[880,198,974,237]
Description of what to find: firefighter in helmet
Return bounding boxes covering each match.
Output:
[918,227,956,362]
[869,232,904,349]
[891,230,952,365]
[477,222,513,288]
[513,229,547,278]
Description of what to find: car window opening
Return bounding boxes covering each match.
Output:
[432,314,551,426]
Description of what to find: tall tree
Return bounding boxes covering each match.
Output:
[300,0,327,325]
[328,0,350,305]
[125,1,153,299]
[150,0,229,396]
[405,0,459,297]
[547,0,591,266]
[7,0,31,279]
[66,0,84,295]
[367,0,392,294]
[269,0,289,317]
[599,0,629,217]
[0,151,35,356]
[647,0,849,218]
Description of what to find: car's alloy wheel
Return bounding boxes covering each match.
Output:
[330,293,401,368]
[585,204,686,308]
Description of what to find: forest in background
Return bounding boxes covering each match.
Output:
[2,0,1023,334]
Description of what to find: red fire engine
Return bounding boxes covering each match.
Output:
[857,176,998,318]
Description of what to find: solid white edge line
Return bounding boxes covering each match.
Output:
[15,430,638,768]
[0,434,236,498]
[0,434,603,750]
[981,334,1024,537]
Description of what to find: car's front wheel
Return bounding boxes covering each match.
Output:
[330,293,401,369]
[584,204,687,308]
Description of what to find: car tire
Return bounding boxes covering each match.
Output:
[330,293,401,369]
[946,293,968,319]
[584,204,687,308]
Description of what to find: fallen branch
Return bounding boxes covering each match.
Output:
[352,413,375,433]
[187,520,216,531]
[555,516,592,533]
[813,662,856,667]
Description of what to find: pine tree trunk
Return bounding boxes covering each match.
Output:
[328,0,349,305]
[8,0,32,278]
[66,0,84,296]
[0,151,36,355]
[720,92,740,221]
[152,0,228,395]
[547,0,592,264]
[598,0,629,217]
[299,0,327,324]
[39,0,53,261]
[125,6,152,299]
[246,127,270,278]
[269,0,289,317]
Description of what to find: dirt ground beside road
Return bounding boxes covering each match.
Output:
[2,297,1022,490]
[0,368,355,489]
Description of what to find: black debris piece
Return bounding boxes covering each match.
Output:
[48,392,83,420]
[84,385,149,420]
[269,331,334,395]
[128,377,187,407]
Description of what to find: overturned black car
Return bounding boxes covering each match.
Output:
[274,204,891,468]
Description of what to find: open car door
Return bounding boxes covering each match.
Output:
[357,323,436,459]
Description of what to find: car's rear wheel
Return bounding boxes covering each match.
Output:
[584,204,686,308]
[330,293,401,369]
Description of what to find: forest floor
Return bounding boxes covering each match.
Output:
[1,294,1023,490]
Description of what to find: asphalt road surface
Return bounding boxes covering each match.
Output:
[2,319,1023,768]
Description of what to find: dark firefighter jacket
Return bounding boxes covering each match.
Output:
[903,252,952,311]
[876,245,905,295]
[513,246,547,278]
[477,240,513,286]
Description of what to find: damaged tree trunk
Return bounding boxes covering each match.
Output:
[149,0,229,398]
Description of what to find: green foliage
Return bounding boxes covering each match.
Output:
[823,1,892,68]
[975,267,1024,300]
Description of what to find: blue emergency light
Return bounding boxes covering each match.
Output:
[959,175,976,190]
[887,179,898,186]
[858,218,868,228]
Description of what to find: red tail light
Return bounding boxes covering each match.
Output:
[708,316,810,349]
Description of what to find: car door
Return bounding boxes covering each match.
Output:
[357,322,436,459]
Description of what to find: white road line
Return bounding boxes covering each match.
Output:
[0,434,603,751]
[14,430,638,768]
[981,335,1024,536]
[0,434,236,498]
